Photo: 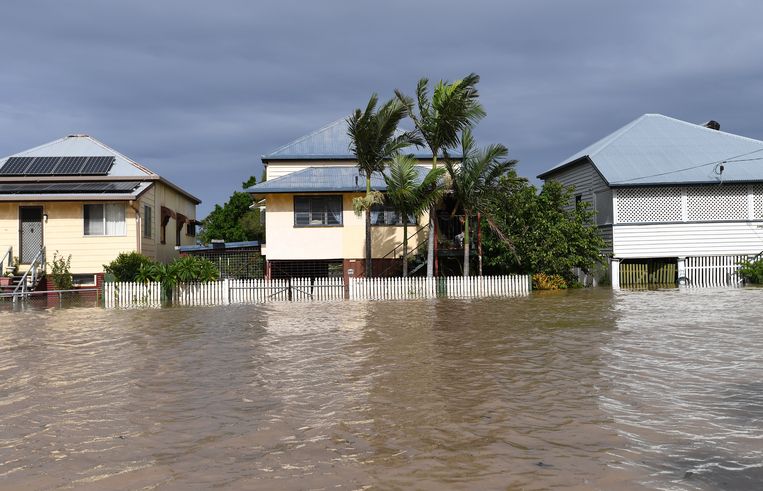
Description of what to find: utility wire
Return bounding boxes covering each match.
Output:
[610,148,763,184]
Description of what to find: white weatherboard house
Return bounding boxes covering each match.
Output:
[538,114,763,288]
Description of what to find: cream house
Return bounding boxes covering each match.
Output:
[0,134,200,288]
[250,119,454,279]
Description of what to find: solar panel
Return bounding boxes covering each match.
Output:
[80,156,115,174]
[54,156,89,175]
[0,155,116,176]
[26,157,61,174]
[0,157,34,175]
[0,181,140,194]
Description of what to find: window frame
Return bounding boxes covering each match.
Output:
[293,195,343,227]
[143,205,153,239]
[370,201,417,227]
[83,203,127,237]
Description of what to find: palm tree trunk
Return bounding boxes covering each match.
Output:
[477,212,483,276]
[426,153,438,277]
[463,213,470,276]
[365,173,373,278]
[402,220,408,277]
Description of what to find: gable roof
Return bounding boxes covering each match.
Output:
[247,165,431,194]
[262,118,449,161]
[538,114,763,186]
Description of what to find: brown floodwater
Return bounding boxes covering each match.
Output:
[1,288,761,490]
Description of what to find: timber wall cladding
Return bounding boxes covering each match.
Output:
[617,185,758,223]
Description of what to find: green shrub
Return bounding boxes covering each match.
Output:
[104,252,156,282]
[738,259,763,284]
[133,255,219,284]
[532,272,568,290]
[49,251,73,290]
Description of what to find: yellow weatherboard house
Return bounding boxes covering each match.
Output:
[0,134,200,288]
[249,119,464,280]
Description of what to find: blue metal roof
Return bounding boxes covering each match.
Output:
[538,114,763,186]
[247,166,431,194]
[262,118,451,161]
[177,240,260,253]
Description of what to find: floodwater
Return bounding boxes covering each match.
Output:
[1,289,761,490]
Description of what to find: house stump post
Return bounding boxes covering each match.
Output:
[610,258,621,290]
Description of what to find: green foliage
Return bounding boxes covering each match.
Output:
[532,272,568,290]
[49,251,73,290]
[482,175,606,282]
[352,191,384,217]
[104,252,155,282]
[738,259,763,284]
[134,255,219,285]
[242,175,258,189]
[200,190,264,243]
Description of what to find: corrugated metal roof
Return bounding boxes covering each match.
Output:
[177,241,260,253]
[538,114,763,186]
[0,135,156,177]
[247,166,431,194]
[262,118,451,160]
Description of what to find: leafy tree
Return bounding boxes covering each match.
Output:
[481,175,605,284]
[383,155,445,276]
[396,73,485,277]
[347,94,420,277]
[445,129,516,276]
[200,176,264,243]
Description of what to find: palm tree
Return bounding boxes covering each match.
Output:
[446,129,517,276]
[395,73,485,277]
[383,155,446,276]
[347,94,420,277]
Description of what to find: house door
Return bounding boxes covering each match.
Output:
[19,206,43,263]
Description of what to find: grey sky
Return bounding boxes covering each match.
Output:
[1,1,762,215]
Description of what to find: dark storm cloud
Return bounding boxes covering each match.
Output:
[1,0,762,214]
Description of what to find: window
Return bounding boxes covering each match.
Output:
[84,203,126,236]
[143,205,153,238]
[294,196,342,226]
[186,222,196,237]
[371,202,416,226]
[594,190,613,225]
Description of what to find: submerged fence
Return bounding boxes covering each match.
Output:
[684,255,746,288]
[104,275,531,308]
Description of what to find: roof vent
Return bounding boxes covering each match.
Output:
[67,133,90,138]
[703,120,720,131]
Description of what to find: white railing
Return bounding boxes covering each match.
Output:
[349,275,531,300]
[12,247,45,301]
[684,256,746,288]
[103,275,531,309]
[0,246,12,276]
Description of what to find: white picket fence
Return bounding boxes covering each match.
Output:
[348,275,531,300]
[174,278,345,306]
[104,282,163,308]
[103,275,531,308]
[684,255,746,288]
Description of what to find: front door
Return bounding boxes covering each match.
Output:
[19,206,43,263]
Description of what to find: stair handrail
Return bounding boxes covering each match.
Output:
[0,246,11,276]
[377,233,430,277]
[12,247,45,298]
[379,224,428,260]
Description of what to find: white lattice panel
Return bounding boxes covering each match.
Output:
[616,187,682,223]
[754,184,763,220]
[686,185,748,221]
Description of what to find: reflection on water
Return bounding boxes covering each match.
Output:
[0,289,761,489]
